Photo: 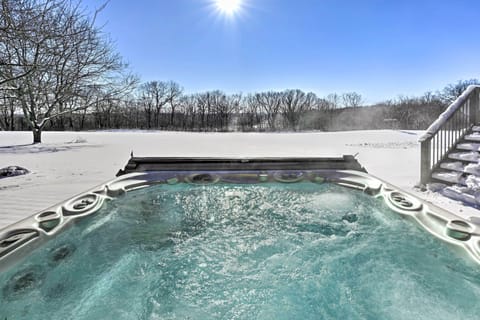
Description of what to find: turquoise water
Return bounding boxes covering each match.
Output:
[1,182,480,319]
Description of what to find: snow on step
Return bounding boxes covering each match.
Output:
[432,171,466,185]
[448,151,480,162]
[465,162,480,175]
[472,126,480,132]
[440,161,480,175]
[440,161,465,172]
[465,132,480,141]
[441,185,477,206]
[465,175,480,190]
[457,142,480,152]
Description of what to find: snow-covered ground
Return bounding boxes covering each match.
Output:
[0,130,478,229]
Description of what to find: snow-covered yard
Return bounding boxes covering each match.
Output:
[0,130,477,229]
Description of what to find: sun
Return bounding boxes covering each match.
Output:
[215,0,242,15]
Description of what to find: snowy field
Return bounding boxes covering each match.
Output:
[0,130,478,229]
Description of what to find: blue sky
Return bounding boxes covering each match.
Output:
[84,0,480,103]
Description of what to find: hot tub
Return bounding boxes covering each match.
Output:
[1,156,480,319]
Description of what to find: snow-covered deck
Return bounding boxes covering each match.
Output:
[0,130,478,229]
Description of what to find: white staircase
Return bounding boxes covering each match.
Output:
[433,126,480,186]
[420,86,480,206]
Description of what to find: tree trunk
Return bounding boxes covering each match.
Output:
[10,109,15,131]
[33,127,42,144]
[80,109,87,130]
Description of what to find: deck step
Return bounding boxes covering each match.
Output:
[441,186,477,206]
[457,142,480,152]
[432,171,467,186]
[440,161,465,173]
[428,125,480,200]
[464,133,480,141]
[448,151,480,163]
[440,161,480,175]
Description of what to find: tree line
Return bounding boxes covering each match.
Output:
[0,0,479,142]
[3,77,478,135]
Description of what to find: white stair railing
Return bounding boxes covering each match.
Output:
[419,85,480,184]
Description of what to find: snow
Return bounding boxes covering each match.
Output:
[449,151,480,162]
[441,186,477,205]
[432,171,464,184]
[0,129,479,229]
[439,160,480,176]
[458,142,480,151]
[465,162,480,175]
[465,133,480,142]
[465,175,480,191]
[440,161,464,172]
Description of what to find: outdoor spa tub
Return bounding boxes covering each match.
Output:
[1,156,480,319]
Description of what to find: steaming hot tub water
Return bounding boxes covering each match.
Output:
[2,180,480,319]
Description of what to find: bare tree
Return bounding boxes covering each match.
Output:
[254,91,281,130]
[341,92,364,108]
[241,95,262,131]
[222,93,241,131]
[0,0,49,87]
[0,0,132,143]
[393,95,421,129]
[326,93,341,109]
[139,81,169,128]
[165,81,182,128]
[439,79,480,105]
[280,89,316,130]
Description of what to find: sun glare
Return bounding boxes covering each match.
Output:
[215,0,242,15]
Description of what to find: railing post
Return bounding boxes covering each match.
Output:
[420,138,431,185]
[471,88,480,124]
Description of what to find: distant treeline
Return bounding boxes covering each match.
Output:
[2,79,478,133]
